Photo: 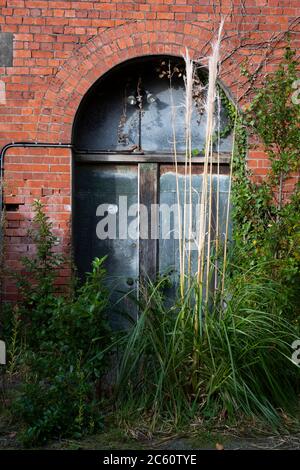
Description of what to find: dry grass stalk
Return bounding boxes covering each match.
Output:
[169,20,226,306]
[169,63,184,298]
[183,49,194,288]
[214,93,221,290]
[197,19,224,306]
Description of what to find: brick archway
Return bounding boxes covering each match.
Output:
[36,20,239,143]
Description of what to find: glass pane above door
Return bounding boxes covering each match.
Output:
[73,56,233,154]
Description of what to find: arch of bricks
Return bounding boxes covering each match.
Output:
[36,20,241,143]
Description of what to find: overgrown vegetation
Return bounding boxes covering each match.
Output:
[3,201,112,446]
[230,47,300,318]
[0,47,299,446]
[116,271,299,430]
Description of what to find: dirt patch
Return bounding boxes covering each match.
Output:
[1,422,300,450]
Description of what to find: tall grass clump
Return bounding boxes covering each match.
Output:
[116,267,300,430]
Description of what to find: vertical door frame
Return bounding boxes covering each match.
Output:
[138,162,159,282]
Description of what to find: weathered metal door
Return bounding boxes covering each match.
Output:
[159,165,231,297]
[72,56,233,326]
[73,163,139,327]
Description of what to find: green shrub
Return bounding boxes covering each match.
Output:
[231,47,300,315]
[7,201,112,445]
[14,256,112,445]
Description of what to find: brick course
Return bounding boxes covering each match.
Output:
[0,0,299,299]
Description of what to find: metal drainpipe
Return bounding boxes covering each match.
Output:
[0,142,73,260]
[0,142,73,210]
[0,142,73,308]
[0,141,145,211]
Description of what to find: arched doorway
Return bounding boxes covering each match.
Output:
[72,55,233,324]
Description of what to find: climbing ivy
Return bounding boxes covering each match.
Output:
[246,48,300,200]
[223,47,300,316]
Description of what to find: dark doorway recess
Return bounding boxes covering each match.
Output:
[72,55,233,324]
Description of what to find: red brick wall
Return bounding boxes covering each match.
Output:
[0,0,299,300]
